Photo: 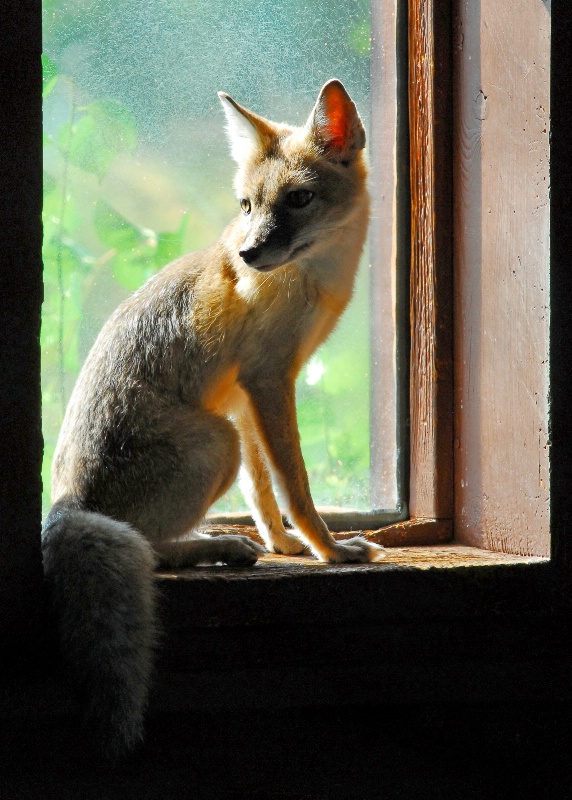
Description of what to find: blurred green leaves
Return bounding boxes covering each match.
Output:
[58,100,137,179]
[94,200,188,290]
[41,62,190,511]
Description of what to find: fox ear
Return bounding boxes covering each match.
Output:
[218,92,273,163]
[306,80,366,163]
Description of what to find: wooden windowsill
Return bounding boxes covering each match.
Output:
[157,538,547,582]
[155,524,555,630]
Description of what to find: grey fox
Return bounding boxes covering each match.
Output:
[42,79,383,757]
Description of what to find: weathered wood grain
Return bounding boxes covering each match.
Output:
[158,539,544,579]
[409,0,453,518]
[408,0,454,520]
[453,1,551,556]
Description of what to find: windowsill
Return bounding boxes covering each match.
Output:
[158,542,546,582]
[156,534,555,634]
[157,519,547,586]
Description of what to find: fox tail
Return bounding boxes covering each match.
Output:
[42,507,158,758]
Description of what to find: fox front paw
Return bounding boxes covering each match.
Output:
[216,534,266,566]
[326,536,385,564]
[269,529,308,556]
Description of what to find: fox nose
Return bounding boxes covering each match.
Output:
[239,244,262,265]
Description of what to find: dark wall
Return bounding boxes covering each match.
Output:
[1,703,570,799]
[0,1,44,647]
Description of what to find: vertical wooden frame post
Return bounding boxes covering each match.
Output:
[408,0,454,521]
[453,0,550,556]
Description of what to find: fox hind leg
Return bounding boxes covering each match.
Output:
[154,533,265,569]
[127,409,265,568]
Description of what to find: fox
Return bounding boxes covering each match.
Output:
[41,79,383,758]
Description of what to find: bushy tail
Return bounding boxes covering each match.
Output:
[42,508,158,759]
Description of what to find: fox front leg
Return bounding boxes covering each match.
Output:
[243,378,384,564]
[235,408,308,555]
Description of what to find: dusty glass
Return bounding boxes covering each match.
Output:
[42,0,406,523]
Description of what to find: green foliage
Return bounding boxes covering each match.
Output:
[58,100,138,179]
[94,201,189,290]
[41,67,190,513]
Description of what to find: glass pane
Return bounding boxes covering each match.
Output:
[42,0,404,521]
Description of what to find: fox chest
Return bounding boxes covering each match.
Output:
[201,364,247,416]
[198,282,342,416]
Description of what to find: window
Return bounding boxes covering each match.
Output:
[41,0,410,532]
[1,0,560,627]
[39,0,551,557]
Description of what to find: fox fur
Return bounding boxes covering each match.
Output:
[42,79,383,758]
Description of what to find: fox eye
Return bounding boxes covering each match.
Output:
[240,198,251,215]
[286,190,315,209]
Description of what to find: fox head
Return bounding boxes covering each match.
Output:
[218,80,368,273]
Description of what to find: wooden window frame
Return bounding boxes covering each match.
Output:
[378,0,550,558]
[406,0,455,537]
[2,0,571,712]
